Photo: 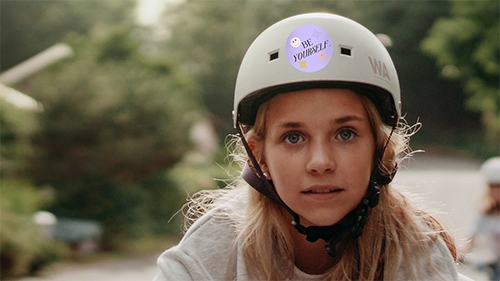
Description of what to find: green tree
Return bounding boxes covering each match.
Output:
[0,101,37,179]
[18,25,202,247]
[0,0,135,71]
[0,180,55,278]
[422,0,499,149]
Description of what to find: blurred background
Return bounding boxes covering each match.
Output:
[1,0,498,279]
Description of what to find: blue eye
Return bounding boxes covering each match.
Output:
[283,132,304,144]
[336,129,356,141]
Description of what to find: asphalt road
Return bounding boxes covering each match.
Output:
[14,154,491,281]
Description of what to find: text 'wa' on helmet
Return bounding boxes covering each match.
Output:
[481,157,500,184]
[233,13,401,128]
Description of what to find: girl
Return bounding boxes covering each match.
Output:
[466,157,500,281]
[154,13,472,280]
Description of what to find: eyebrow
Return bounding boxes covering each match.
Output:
[277,115,365,128]
[334,115,365,124]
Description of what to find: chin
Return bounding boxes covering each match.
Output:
[302,214,345,227]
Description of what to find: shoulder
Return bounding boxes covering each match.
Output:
[428,236,459,277]
[154,195,245,280]
[395,236,460,281]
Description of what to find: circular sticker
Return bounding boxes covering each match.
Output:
[286,24,333,73]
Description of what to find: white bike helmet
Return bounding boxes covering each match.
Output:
[481,157,500,184]
[233,13,401,128]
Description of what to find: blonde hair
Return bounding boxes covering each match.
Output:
[184,91,457,280]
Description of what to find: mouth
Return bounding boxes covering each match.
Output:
[302,187,344,194]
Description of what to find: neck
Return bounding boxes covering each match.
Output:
[286,214,336,274]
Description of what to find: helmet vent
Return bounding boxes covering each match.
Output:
[269,50,279,61]
[340,46,352,57]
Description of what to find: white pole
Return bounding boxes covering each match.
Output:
[0,43,73,85]
[0,83,43,111]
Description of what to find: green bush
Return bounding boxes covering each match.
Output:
[19,28,204,249]
[0,180,65,278]
[47,173,186,250]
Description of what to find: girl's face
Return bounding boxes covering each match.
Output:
[260,88,375,227]
[490,184,500,203]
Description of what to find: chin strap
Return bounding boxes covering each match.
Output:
[290,180,380,257]
[237,124,394,257]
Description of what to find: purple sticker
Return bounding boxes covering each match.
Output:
[286,24,333,73]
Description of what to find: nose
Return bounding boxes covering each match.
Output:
[306,140,335,175]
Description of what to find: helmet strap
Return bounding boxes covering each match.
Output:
[292,181,380,257]
[373,126,398,185]
[237,124,284,203]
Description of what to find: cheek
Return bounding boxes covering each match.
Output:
[250,140,267,169]
[344,140,375,171]
[337,151,374,193]
[262,145,297,184]
[262,149,284,178]
[363,136,377,172]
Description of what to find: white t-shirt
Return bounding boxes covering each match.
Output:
[154,198,473,281]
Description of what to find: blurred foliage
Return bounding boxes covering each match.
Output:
[0,100,39,179]
[24,36,199,183]
[159,0,493,157]
[1,0,206,274]
[0,180,67,279]
[0,0,136,71]
[15,24,203,248]
[422,0,499,149]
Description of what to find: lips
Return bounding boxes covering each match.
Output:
[301,186,343,201]
[302,185,344,194]
[304,188,341,193]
